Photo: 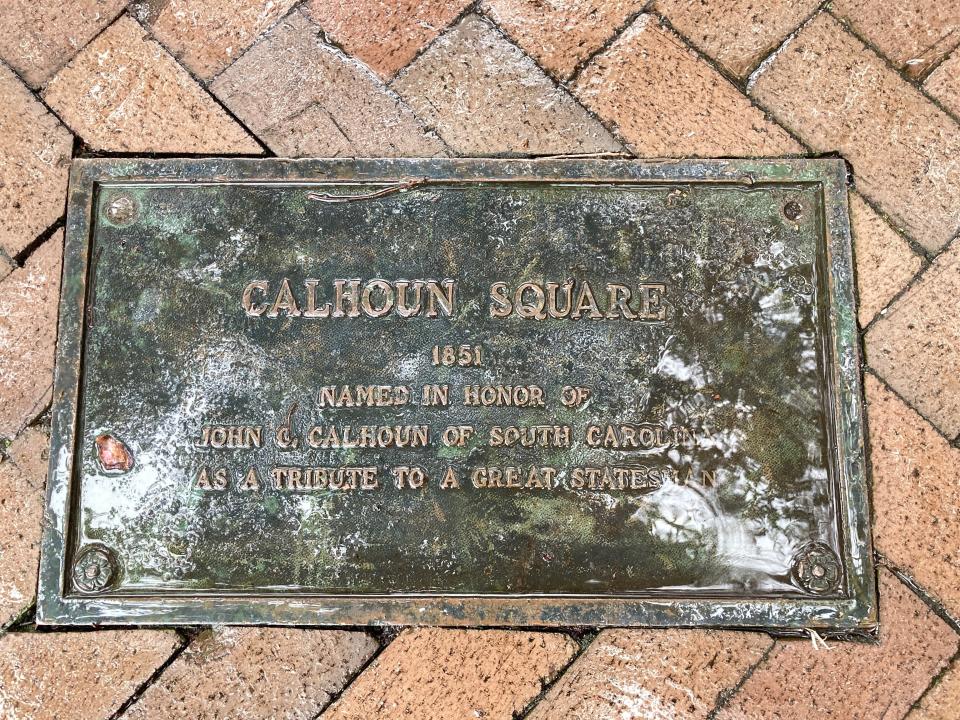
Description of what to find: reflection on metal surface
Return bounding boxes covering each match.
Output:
[37,158,875,634]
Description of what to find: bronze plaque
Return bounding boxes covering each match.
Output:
[38,159,875,634]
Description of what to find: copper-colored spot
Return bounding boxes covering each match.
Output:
[95,434,134,472]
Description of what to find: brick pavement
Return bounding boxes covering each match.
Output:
[0,1,958,718]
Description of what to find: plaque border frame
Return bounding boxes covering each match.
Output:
[37,157,876,635]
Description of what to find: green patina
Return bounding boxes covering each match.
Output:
[36,159,875,633]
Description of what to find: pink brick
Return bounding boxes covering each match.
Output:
[865,240,960,437]
[391,14,623,155]
[307,0,472,79]
[481,0,646,79]
[134,0,300,81]
[573,14,801,157]
[751,13,960,253]
[0,427,48,627]
[324,628,579,720]
[0,64,71,258]
[123,628,377,720]
[0,0,126,88]
[211,12,444,157]
[925,49,960,116]
[908,658,960,720]
[0,232,63,438]
[718,570,959,720]
[831,0,960,78]
[654,0,822,78]
[866,373,960,616]
[528,629,772,719]
[0,629,181,719]
[42,16,261,153]
[849,192,923,326]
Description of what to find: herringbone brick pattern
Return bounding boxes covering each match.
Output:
[0,1,958,718]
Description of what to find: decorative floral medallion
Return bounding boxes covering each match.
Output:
[72,545,118,594]
[791,542,842,594]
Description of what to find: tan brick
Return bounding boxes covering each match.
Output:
[307,0,472,79]
[654,0,822,78]
[0,0,126,88]
[480,0,646,79]
[133,0,300,81]
[831,0,960,78]
[0,252,13,283]
[211,12,444,158]
[0,427,48,627]
[751,13,960,253]
[123,627,376,720]
[0,629,181,719]
[850,192,923,326]
[572,14,801,157]
[0,64,71,259]
[6,425,50,490]
[865,240,960,437]
[527,629,772,720]
[323,628,579,720]
[0,232,63,438]
[392,15,621,155]
[865,373,960,615]
[718,570,959,720]
[908,658,960,720]
[42,16,260,153]
[925,49,960,116]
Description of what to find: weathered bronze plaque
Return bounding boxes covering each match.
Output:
[38,158,875,633]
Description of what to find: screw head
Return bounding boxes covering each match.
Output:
[103,193,138,225]
[72,545,118,594]
[783,200,803,221]
[791,542,842,594]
